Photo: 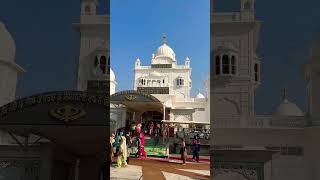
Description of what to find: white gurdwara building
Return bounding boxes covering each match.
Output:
[110,35,210,129]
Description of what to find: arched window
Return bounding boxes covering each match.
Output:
[215,56,220,75]
[85,5,91,14]
[99,56,107,74]
[231,56,236,75]
[176,77,184,86]
[222,55,230,74]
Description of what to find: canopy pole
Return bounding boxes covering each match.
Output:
[163,102,166,144]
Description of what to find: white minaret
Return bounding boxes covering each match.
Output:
[240,0,256,21]
[303,33,320,126]
[74,0,110,91]
[211,0,261,127]
[0,21,24,106]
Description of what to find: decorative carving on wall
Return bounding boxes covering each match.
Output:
[223,97,240,114]
[174,112,192,122]
[212,162,264,180]
[110,90,160,102]
[213,167,258,180]
[0,91,109,119]
[49,104,86,122]
[125,94,137,101]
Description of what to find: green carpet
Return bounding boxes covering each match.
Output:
[130,138,169,157]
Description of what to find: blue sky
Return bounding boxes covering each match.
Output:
[110,0,210,96]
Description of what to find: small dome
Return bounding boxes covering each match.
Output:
[150,71,161,77]
[196,92,206,99]
[0,21,16,61]
[110,68,116,81]
[273,99,304,117]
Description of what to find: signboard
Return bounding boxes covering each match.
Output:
[137,87,169,94]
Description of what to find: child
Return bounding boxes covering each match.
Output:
[180,139,187,165]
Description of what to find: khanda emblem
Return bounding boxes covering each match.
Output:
[125,94,136,101]
[50,104,86,122]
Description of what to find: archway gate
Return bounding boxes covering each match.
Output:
[0,90,109,180]
[110,90,169,157]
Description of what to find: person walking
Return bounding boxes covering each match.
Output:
[113,130,121,165]
[192,135,200,162]
[110,134,115,165]
[180,139,187,165]
[154,123,160,146]
[125,132,132,164]
[116,131,127,167]
[135,132,141,158]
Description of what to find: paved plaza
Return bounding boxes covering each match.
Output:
[110,158,210,180]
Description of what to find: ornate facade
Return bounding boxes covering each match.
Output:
[110,34,210,131]
[211,0,320,179]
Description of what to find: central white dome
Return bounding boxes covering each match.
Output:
[152,35,176,64]
[0,21,16,61]
[155,44,176,61]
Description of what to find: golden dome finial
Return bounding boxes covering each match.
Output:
[163,33,167,44]
[282,88,288,100]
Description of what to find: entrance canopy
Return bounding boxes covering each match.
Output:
[110,90,163,112]
[0,91,108,157]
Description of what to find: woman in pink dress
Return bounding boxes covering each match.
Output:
[140,132,147,157]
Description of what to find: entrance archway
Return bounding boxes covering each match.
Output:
[0,91,108,180]
[110,90,169,157]
[110,90,164,131]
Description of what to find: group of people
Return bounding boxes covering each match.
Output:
[110,123,202,167]
[142,121,161,136]
[110,125,147,168]
[179,135,201,165]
